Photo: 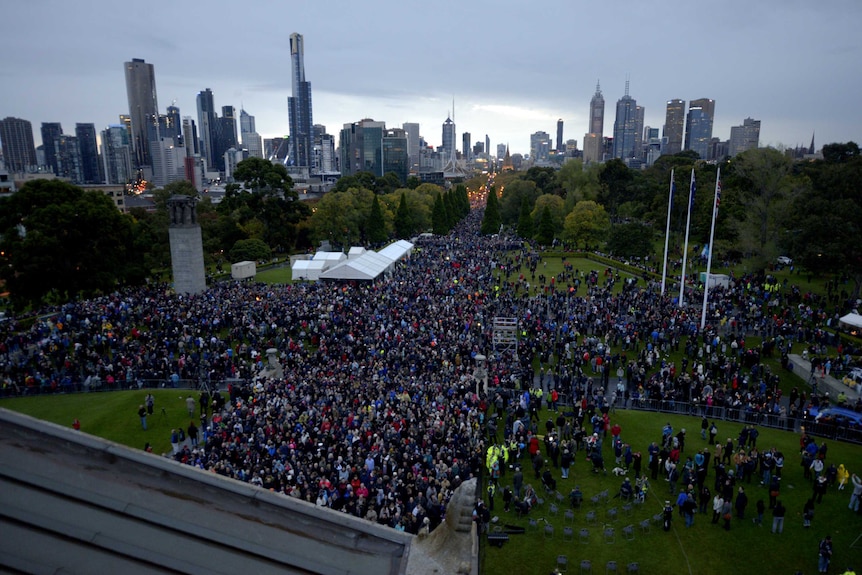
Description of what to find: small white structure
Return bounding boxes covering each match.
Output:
[291,259,328,281]
[699,272,730,289]
[231,261,256,280]
[839,313,862,332]
[312,251,348,265]
[347,247,367,260]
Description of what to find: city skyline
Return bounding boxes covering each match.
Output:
[1,0,859,158]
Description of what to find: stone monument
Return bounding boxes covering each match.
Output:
[168,195,206,295]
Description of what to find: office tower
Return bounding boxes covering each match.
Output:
[589,81,605,136]
[634,106,645,160]
[214,105,238,170]
[496,143,507,160]
[160,105,181,144]
[75,123,103,184]
[288,32,313,169]
[530,131,551,162]
[663,99,685,155]
[383,128,409,184]
[441,116,456,161]
[402,122,420,173]
[729,117,761,157]
[473,142,484,157]
[240,109,256,137]
[684,98,715,159]
[0,117,37,173]
[485,135,490,159]
[462,132,471,161]
[151,137,185,187]
[40,122,63,175]
[556,119,564,153]
[582,133,602,164]
[54,134,83,183]
[339,119,385,176]
[182,117,198,157]
[612,81,638,160]
[317,133,336,173]
[196,89,217,169]
[101,125,133,185]
[124,58,159,168]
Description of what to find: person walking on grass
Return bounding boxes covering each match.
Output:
[818,535,833,573]
[772,499,786,534]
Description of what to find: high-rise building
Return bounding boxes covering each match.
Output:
[101,125,133,185]
[151,137,185,188]
[612,81,638,160]
[462,132,471,161]
[663,99,685,156]
[75,123,103,184]
[182,117,198,157]
[530,131,551,162]
[160,105,182,144]
[339,119,386,176]
[485,135,490,159]
[383,128,409,184]
[589,81,605,136]
[124,58,159,168]
[556,119,564,153]
[583,133,602,165]
[214,105,238,171]
[441,116,456,162]
[54,134,83,183]
[634,106,645,160]
[0,117,37,173]
[496,143,507,160]
[240,109,256,136]
[402,122,420,173]
[288,32,314,170]
[40,122,63,175]
[684,98,715,160]
[729,117,761,157]
[196,89,217,170]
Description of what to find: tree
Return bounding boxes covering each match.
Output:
[726,147,800,270]
[598,159,633,215]
[229,238,271,263]
[406,175,421,190]
[606,221,655,259]
[366,194,388,245]
[534,205,556,245]
[394,192,413,238]
[0,179,139,307]
[530,194,566,234]
[232,157,295,198]
[516,197,534,239]
[563,200,610,249]
[480,186,502,235]
[556,159,601,208]
[498,179,540,225]
[432,193,449,235]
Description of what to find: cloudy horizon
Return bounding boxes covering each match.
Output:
[2,0,859,156]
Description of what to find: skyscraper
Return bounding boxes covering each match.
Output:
[40,122,63,175]
[54,134,83,183]
[213,105,238,171]
[634,105,645,160]
[530,131,551,163]
[612,81,638,160]
[556,119,564,153]
[729,117,761,157]
[663,99,685,156]
[441,116,456,162]
[240,109,263,158]
[196,89,216,170]
[0,117,37,173]
[101,125,133,185]
[75,123,103,184]
[161,105,182,144]
[383,128,409,184]
[589,81,605,136]
[684,98,715,160]
[288,32,313,170]
[402,122,420,173]
[339,119,386,176]
[124,58,159,168]
[462,132,471,162]
[182,117,198,157]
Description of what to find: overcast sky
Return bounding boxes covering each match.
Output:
[2,0,860,155]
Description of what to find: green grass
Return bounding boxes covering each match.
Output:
[255,265,293,284]
[495,256,638,297]
[3,391,860,574]
[0,389,204,454]
[482,408,862,575]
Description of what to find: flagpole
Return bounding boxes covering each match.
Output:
[660,168,674,296]
[679,168,695,307]
[701,166,721,330]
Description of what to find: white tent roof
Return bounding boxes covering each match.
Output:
[839,313,862,330]
[312,251,347,262]
[347,246,367,259]
[377,240,413,263]
[291,259,329,280]
[320,252,393,281]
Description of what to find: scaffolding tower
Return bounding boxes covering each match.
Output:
[492,317,519,359]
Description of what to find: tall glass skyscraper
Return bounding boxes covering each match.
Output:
[75,123,103,184]
[0,117,37,173]
[288,32,313,170]
[40,122,63,175]
[124,58,159,168]
[612,81,638,160]
[589,81,605,136]
[684,98,715,160]
[196,89,217,170]
[663,99,685,156]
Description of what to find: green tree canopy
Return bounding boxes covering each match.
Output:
[480,186,502,235]
[0,179,140,307]
[530,194,566,234]
[366,194,388,245]
[393,192,413,238]
[229,238,272,262]
[516,197,534,239]
[534,205,557,245]
[498,179,540,225]
[563,200,610,249]
[606,221,655,259]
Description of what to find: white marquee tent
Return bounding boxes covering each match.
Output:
[291,259,329,281]
[320,240,414,281]
[839,313,862,331]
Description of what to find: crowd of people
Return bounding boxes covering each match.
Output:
[0,205,860,543]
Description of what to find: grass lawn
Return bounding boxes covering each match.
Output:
[496,256,639,297]
[255,265,293,284]
[3,392,860,574]
[482,407,862,575]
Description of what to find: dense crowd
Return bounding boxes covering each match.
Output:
[0,208,859,535]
